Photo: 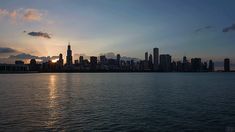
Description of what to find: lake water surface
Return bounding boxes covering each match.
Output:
[0,73,235,131]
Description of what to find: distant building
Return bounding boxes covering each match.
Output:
[15,60,24,65]
[66,43,73,66]
[191,58,201,72]
[0,64,28,72]
[58,53,63,66]
[145,52,148,62]
[90,56,97,70]
[224,58,230,72]
[208,60,214,72]
[160,54,171,72]
[182,56,190,72]
[117,54,121,66]
[100,55,106,64]
[153,48,159,71]
[144,52,149,70]
[148,54,153,69]
[79,56,84,64]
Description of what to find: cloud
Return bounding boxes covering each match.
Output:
[195,26,214,33]
[23,9,42,21]
[0,47,18,53]
[28,31,51,39]
[8,53,55,63]
[0,8,45,22]
[9,53,37,59]
[223,23,235,33]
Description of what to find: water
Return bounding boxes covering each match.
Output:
[0,73,235,131]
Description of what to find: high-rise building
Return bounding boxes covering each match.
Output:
[117,54,121,66]
[191,58,202,72]
[224,58,230,72]
[79,56,84,64]
[160,54,171,72]
[66,43,73,66]
[100,55,106,64]
[145,52,148,62]
[153,48,159,70]
[90,56,98,65]
[58,53,63,66]
[144,52,149,70]
[149,54,153,69]
[208,60,214,72]
[149,54,153,64]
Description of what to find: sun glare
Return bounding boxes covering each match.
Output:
[52,59,59,63]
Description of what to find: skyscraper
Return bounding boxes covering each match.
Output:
[66,43,73,66]
[191,58,202,72]
[145,52,148,62]
[160,54,171,72]
[58,53,63,67]
[208,60,214,72]
[144,52,149,70]
[117,54,121,66]
[149,54,153,69]
[224,58,230,72]
[153,48,159,71]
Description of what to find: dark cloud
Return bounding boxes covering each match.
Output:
[8,53,57,63]
[0,47,18,53]
[223,24,235,32]
[28,31,51,39]
[9,53,37,59]
[195,26,214,33]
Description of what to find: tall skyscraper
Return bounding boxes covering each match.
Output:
[160,54,171,72]
[153,48,159,70]
[144,52,149,70]
[117,54,121,66]
[191,58,202,72]
[149,54,153,70]
[79,56,84,64]
[149,54,153,64]
[58,53,63,67]
[66,43,73,66]
[224,58,230,72]
[145,52,148,62]
[208,60,214,72]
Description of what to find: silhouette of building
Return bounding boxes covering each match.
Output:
[153,48,159,71]
[58,53,63,67]
[182,56,190,72]
[0,64,28,72]
[90,56,97,71]
[15,60,24,65]
[160,54,171,72]
[144,52,149,70]
[191,58,202,72]
[224,58,230,72]
[79,56,84,64]
[100,55,106,64]
[208,60,214,72]
[66,43,73,66]
[148,54,153,70]
[117,54,121,66]
[29,59,39,71]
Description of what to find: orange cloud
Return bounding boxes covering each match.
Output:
[0,8,45,22]
[23,9,42,21]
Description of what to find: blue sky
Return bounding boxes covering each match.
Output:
[0,0,235,63]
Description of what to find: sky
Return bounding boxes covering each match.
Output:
[0,0,235,65]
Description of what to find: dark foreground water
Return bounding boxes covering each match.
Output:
[0,73,235,132]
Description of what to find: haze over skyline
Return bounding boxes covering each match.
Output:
[0,0,235,64]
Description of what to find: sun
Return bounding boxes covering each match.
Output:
[52,59,59,63]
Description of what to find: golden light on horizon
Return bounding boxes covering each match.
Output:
[51,59,59,63]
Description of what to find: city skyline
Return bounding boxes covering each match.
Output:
[0,0,235,68]
[0,44,233,72]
